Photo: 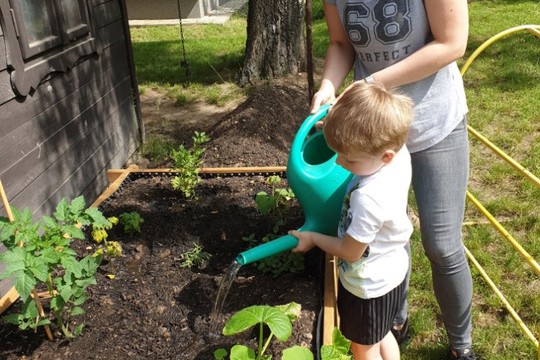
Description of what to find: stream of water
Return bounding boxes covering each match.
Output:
[209,260,242,335]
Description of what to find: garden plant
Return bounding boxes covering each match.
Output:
[0,197,109,339]
[215,302,352,360]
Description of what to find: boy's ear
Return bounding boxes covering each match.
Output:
[381,150,396,164]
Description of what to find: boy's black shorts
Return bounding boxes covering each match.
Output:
[337,277,406,345]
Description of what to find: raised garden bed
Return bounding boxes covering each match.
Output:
[0,82,339,359]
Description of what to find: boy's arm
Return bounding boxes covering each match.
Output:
[290,230,368,263]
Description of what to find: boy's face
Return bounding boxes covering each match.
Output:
[335,151,385,176]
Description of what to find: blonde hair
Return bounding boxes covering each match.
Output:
[323,82,414,156]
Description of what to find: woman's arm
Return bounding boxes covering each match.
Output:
[290,230,368,263]
[310,3,356,112]
[372,0,469,89]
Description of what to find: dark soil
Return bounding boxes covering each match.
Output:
[0,82,325,359]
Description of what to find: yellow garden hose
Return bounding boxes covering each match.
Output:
[460,24,540,357]
[461,25,540,76]
[465,246,539,348]
[466,192,540,276]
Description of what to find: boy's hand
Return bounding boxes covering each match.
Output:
[289,230,315,253]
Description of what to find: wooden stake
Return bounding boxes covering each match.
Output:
[0,179,14,221]
[32,289,54,341]
[0,178,54,341]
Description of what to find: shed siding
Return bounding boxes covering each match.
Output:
[0,0,140,219]
[0,0,141,303]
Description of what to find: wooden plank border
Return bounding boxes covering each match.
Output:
[0,287,19,314]
[91,165,138,208]
[323,254,339,345]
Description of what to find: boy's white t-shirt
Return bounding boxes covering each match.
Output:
[337,147,413,299]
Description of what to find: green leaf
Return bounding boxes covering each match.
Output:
[40,247,60,266]
[63,225,85,240]
[230,345,256,360]
[59,285,75,303]
[62,255,82,277]
[320,328,352,360]
[75,277,97,289]
[320,348,352,360]
[37,318,52,326]
[50,294,65,312]
[282,346,313,360]
[223,305,292,341]
[85,207,110,228]
[275,302,301,322]
[42,216,58,229]
[70,196,86,215]
[332,328,351,353]
[73,323,85,336]
[54,198,69,221]
[0,247,26,279]
[213,348,228,360]
[15,273,36,301]
[255,192,275,215]
[72,295,87,306]
[3,313,23,325]
[27,261,49,283]
[80,254,101,274]
[70,306,85,316]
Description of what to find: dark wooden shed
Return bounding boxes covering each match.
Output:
[0,0,142,304]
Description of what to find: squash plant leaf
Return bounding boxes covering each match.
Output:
[282,346,314,360]
[230,344,256,360]
[213,348,228,360]
[320,328,352,360]
[254,192,275,215]
[223,305,292,341]
[275,302,301,322]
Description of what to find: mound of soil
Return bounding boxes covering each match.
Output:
[0,82,324,359]
[203,83,310,167]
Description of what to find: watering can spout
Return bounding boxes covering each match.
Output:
[236,104,353,266]
[236,234,299,265]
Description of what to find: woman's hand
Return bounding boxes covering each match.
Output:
[310,79,336,114]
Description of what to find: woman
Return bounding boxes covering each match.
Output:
[310,1,475,359]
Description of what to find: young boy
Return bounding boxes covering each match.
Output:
[290,82,414,360]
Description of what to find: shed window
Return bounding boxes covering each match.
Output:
[0,0,98,96]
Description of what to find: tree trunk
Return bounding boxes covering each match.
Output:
[238,0,306,86]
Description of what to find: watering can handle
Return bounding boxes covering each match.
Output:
[290,104,332,154]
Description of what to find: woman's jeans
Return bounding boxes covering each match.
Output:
[396,117,473,350]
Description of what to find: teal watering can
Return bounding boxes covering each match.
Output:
[236,104,353,265]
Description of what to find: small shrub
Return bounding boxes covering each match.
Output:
[170,131,211,198]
